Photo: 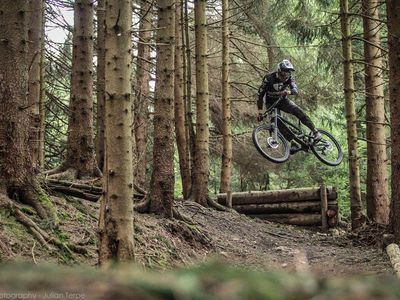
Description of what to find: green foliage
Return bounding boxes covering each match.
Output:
[0,261,399,299]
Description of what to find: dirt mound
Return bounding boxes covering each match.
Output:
[0,195,392,277]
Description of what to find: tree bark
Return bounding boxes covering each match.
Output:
[219,0,232,194]
[362,0,389,224]
[134,0,153,188]
[183,0,196,169]
[175,0,191,200]
[192,0,210,206]
[99,0,135,263]
[148,0,175,217]
[96,0,106,171]
[27,0,43,172]
[386,0,400,240]
[340,0,365,230]
[38,3,46,169]
[0,1,32,193]
[0,0,49,218]
[64,0,97,178]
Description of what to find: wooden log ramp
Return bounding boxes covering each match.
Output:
[217,185,339,229]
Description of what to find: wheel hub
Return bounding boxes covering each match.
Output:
[267,137,279,149]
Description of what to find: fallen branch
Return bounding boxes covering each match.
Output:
[43,179,145,202]
[47,184,100,202]
[46,179,102,194]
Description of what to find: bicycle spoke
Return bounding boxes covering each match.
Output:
[311,129,343,166]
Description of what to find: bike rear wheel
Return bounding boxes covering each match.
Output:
[310,129,343,166]
[252,124,290,163]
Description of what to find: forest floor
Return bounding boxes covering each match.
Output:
[0,193,392,278]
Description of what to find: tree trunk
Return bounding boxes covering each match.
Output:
[96,0,106,171]
[219,0,232,194]
[99,0,135,263]
[175,0,191,200]
[0,0,31,193]
[0,0,49,218]
[134,0,153,188]
[192,0,210,206]
[386,0,400,240]
[27,0,43,172]
[38,3,46,169]
[340,0,365,230]
[148,0,175,217]
[362,0,389,224]
[183,0,196,172]
[64,0,97,178]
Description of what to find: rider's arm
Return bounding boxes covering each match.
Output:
[257,75,269,110]
[289,76,298,96]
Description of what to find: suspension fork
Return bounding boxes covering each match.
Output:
[272,108,279,141]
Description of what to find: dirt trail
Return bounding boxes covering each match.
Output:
[177,202,391,277]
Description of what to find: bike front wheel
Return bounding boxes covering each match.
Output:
[310,129,343,166]
[252,124,290,163]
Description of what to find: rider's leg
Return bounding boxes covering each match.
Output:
[277,98,321,140]
[277,98,315,130]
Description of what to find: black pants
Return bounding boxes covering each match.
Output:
[266,97,316,131]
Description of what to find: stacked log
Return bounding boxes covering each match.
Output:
[217,186,338,228]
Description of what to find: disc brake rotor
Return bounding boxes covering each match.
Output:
[267,137,279,149]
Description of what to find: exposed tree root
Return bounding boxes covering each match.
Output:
[20,188,49,220]
[172,207,195,224]
[9,179,58,225]
[207,196,236,213]
[186,195,235,212]
[0,194,86,258]
[62,196,98,220]
[134,184,148,195]
[134,197,194,224]
[164,220,212,249]
[133,196,150,213]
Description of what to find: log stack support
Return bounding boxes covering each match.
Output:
[217,185,339,228]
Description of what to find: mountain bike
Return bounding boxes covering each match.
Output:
[252,98,343,166]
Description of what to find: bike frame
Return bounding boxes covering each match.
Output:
[263,98,312,151]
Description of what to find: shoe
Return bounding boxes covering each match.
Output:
[313,130,322,142]
[290,144,301,155]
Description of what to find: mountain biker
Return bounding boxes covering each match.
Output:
[256,59,321,151]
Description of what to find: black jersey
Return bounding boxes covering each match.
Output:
[257,72,298,110]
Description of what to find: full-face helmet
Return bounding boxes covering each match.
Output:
[277,59,295,81]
